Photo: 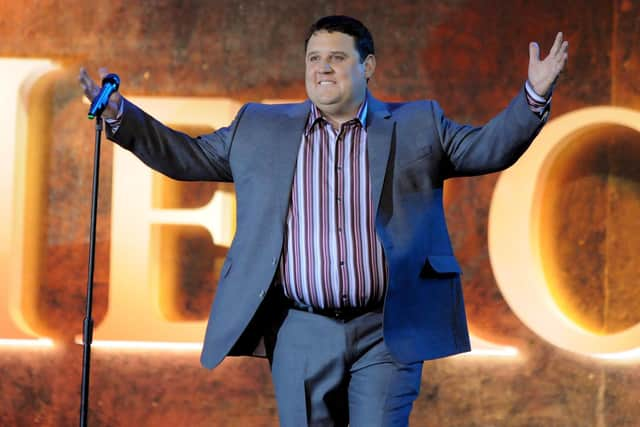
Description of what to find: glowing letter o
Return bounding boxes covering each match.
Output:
[489,106,640,360]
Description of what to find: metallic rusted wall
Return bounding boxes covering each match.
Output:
[0,0,639,426]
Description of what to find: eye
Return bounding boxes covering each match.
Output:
[308,55,320,63]
[332,54,345,62]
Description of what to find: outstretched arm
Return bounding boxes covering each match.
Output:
[437,33,569,176]
[78,67,238,182]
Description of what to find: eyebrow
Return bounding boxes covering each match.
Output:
[306,50,350,59]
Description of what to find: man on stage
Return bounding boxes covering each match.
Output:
[80,15,568,426]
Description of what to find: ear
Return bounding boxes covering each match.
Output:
[363,54,376,79]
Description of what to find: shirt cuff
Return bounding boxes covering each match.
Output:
[524,80,551,117]
[104,97,124,134]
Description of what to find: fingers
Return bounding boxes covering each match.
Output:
[559,41,568,70]
[529,42,540,63]
[554,34,569,72]
[548,32,569,70]
[78,67,114,101]
[527,32,569,95]
[548,34,569,84]
[559,39,569,63]
[533,32,568,71]
[549,32,563,57]
[78,67,90,88]
[78,67,99,100]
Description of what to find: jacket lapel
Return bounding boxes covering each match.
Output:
[270,101,310,212]
[366,96,394,214]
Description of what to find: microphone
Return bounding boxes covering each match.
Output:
[87,73,120,119]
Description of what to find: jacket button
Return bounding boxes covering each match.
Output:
[259,290,266,299]
[271,257,277,265]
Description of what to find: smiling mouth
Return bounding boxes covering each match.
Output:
[318,81,336,85]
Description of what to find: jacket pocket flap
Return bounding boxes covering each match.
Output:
[424,255,461,274]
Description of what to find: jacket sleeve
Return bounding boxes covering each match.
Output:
[433,87,548,178]
[106,98,248,182]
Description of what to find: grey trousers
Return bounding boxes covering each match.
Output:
[271,307,423,427]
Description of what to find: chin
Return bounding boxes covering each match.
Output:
[311,96,340,107]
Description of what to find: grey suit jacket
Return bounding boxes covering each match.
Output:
[108,88,546,369]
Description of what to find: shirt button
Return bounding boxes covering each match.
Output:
[340,261,344,266]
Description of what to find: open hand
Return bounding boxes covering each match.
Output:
[78,67,122,119]
[528,32,568,97]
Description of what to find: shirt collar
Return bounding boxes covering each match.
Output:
[305,95,369,135]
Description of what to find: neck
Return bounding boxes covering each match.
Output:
[317,97,366,129]
[321,111,354,129]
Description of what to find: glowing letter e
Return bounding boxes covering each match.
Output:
[92,96,241,349]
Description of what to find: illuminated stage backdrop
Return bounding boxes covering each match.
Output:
[0,1,639,426]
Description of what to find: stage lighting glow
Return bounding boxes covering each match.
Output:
[466,335,519,358]
[461,348,520,358]
[592,348,640,362]
[0,338,54,348]
[77,338,202,351]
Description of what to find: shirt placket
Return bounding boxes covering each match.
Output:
[334,124,349,308]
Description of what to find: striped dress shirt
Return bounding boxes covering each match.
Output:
[279,99,388,309]
[277,84,549,310]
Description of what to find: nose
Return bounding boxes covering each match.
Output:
[319,60,333,73]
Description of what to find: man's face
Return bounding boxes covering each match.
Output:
[305,30,375,119]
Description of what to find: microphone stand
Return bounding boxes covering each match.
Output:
[79,115,103,427]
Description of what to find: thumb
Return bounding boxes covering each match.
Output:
[529,42,540,62]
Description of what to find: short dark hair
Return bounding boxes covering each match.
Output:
[304,15,375,63]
